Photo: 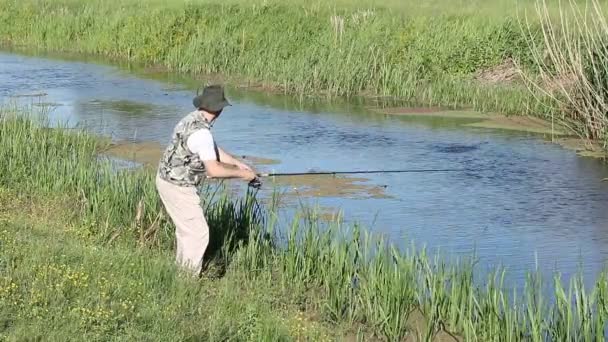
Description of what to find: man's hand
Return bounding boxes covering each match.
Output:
[248,178,262,189]
[241,169,257,182]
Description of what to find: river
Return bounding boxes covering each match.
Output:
[1,50,607,289]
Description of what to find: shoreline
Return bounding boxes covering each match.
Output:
[0,1,554,115]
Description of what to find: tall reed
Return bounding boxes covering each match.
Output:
[521,0,608,148]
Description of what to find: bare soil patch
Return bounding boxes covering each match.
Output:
[556,137,607,159]
[465,114,568,135]
[266,174,390,200]
[474,57,522,85]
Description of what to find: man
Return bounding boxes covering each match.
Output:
[156,84,258,276]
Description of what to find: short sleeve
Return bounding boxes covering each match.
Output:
[186,129,218,161]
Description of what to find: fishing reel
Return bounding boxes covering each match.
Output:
[248,177,262,190]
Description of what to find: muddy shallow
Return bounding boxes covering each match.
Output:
[371,106,570,136]
[265,174,390,199]
[101,140,390,199]
[2,50,608,290]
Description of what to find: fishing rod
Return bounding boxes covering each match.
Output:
[247,168,471,189]
[257,168,468,177]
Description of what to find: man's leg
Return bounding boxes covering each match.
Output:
[155,175,210,276]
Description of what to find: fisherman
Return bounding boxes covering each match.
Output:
[156,84,259,276]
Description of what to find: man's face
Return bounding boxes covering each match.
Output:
[205,109,223,126]
[211,109,223,120]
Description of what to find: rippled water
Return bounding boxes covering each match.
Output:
[2,50,607,288]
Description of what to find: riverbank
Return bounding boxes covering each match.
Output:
[3,0,606,151]
[0,189,340,341]
[0,0,552,116]
[2,111,608,340]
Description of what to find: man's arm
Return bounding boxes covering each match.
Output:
[187,130,256,181]
[203,159,256,180]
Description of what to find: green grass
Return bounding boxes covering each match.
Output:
[0,0,558,118]
[23,0,586,17]
[2,108,608,340]
[0,199,336,341]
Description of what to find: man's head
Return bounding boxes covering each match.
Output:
[193,84,231,123]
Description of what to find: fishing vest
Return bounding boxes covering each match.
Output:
[157,111,214,187]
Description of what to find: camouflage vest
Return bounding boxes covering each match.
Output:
[157,111,214,187]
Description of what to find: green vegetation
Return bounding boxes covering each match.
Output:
[2,111,608,340]
[2,0,608,339]
[1,0,607,146]
[0,0,550,117]
[522,0,608,147]
[0,202,336,341]
[2,0,607,146]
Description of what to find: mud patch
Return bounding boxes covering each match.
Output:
[370,105,567,136]
[87,99,159,116]
[100,141,388,200]
[265,174,390,199]
[369,107,486,119]
[100,141,163,167]
[100,141,283,168]
[33,102,63,107]
[555,137,607,159]
[235,82,281,94]
[376,106,447,115]
[241,155,281,166]
[464,115,568,135]
[10,92,48,98]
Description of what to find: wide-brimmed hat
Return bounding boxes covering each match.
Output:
[193,85,231,112]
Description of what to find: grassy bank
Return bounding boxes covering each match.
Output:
[0,193,338,341]
[3,110,608,340]
[0,0,553,117]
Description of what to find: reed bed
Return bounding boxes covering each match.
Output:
[521,0,608,147]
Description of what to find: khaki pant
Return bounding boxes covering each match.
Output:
[155,174,209,275]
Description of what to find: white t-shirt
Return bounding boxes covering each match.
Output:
[187,129,218,161]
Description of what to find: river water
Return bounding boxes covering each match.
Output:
[1,50,607,289]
